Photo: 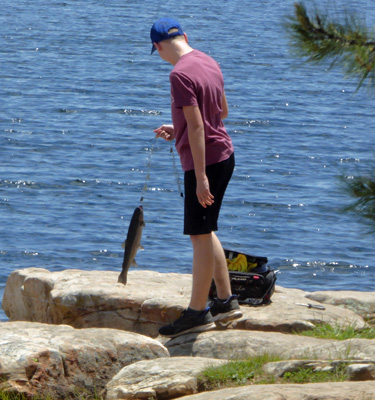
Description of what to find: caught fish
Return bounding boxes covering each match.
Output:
[118,205,145,285]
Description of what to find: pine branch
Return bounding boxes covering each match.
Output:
[286,3,375,229]
[285,2,375,90]
[344,174,375,228]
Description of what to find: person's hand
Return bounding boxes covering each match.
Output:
[196,175,214,208]
[154,125,174,141]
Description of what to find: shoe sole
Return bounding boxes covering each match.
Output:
[212,309,243,323]
[161,322,216,338]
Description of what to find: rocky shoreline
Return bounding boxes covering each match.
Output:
[1,267,375,399]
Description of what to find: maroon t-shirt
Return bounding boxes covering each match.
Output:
[170,50,234,172]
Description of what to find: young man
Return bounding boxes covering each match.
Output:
[151,17,243,337]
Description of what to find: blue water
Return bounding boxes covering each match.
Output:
[1,0,374,321]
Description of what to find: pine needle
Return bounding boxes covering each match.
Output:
[285,2,375,90]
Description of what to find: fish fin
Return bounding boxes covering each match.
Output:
[139,244,144,251]
[121,240,126,249]
[131,259,138,267]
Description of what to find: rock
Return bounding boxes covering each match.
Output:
[0,321,169,399]
[306,290,375,320]
[263,359,375,380]
[2,268,55,323]
[262,360,331,377]
[347,363,375,381]
[286,337,375,360]
[165,329,375,362]
[2,268,191,337]
[106,357,226,400]
[164,330,330,359]
[233,285,366,332]
[2,268,367,338]
[177,381,375,399]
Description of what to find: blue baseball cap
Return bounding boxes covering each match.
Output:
[150,17,184,54]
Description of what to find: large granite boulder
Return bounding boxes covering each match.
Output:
[233,285,366,332]
[306,290,375,320]
[2,268,190,337]
[176,381,375,400]
[162,329,375,361]
[263,359,375,381]
[0,321,168,399]
[2,268,367,338]
[106,356,226,400]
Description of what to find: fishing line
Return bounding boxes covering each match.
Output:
[169,142,184,198]
[139,137,183,202]
[140,136,157,203]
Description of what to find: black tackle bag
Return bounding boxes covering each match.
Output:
[209,249,277,306]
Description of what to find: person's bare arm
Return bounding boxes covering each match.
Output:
[221,91,228,120]
[183,105,214,208]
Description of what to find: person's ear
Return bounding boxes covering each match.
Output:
[183,33,188,43]
[154,42,162,53]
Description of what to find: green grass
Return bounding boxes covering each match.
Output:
[197,353,281,390]
[198,323,375,392]
[298,322,375,340]
[282,365,348,384]
[198,354,349,392]
[0,393,39,400]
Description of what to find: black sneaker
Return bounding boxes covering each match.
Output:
[209,295,243,324]
[158,308,216,338]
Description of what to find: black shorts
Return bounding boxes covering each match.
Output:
[184,153,235,236]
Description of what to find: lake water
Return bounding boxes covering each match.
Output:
[1,0,374,321]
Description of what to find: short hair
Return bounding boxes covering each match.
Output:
[167,30,184,42]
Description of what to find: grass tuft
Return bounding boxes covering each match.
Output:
[298,322,375,340]
[282,364,348,384]
[197,353,280,390]
[198,353,351,393]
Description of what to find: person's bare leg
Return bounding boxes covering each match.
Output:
[212,232,232,300]
[188,231,233,311]
[188,233,215,311]
[210,233,243,324]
